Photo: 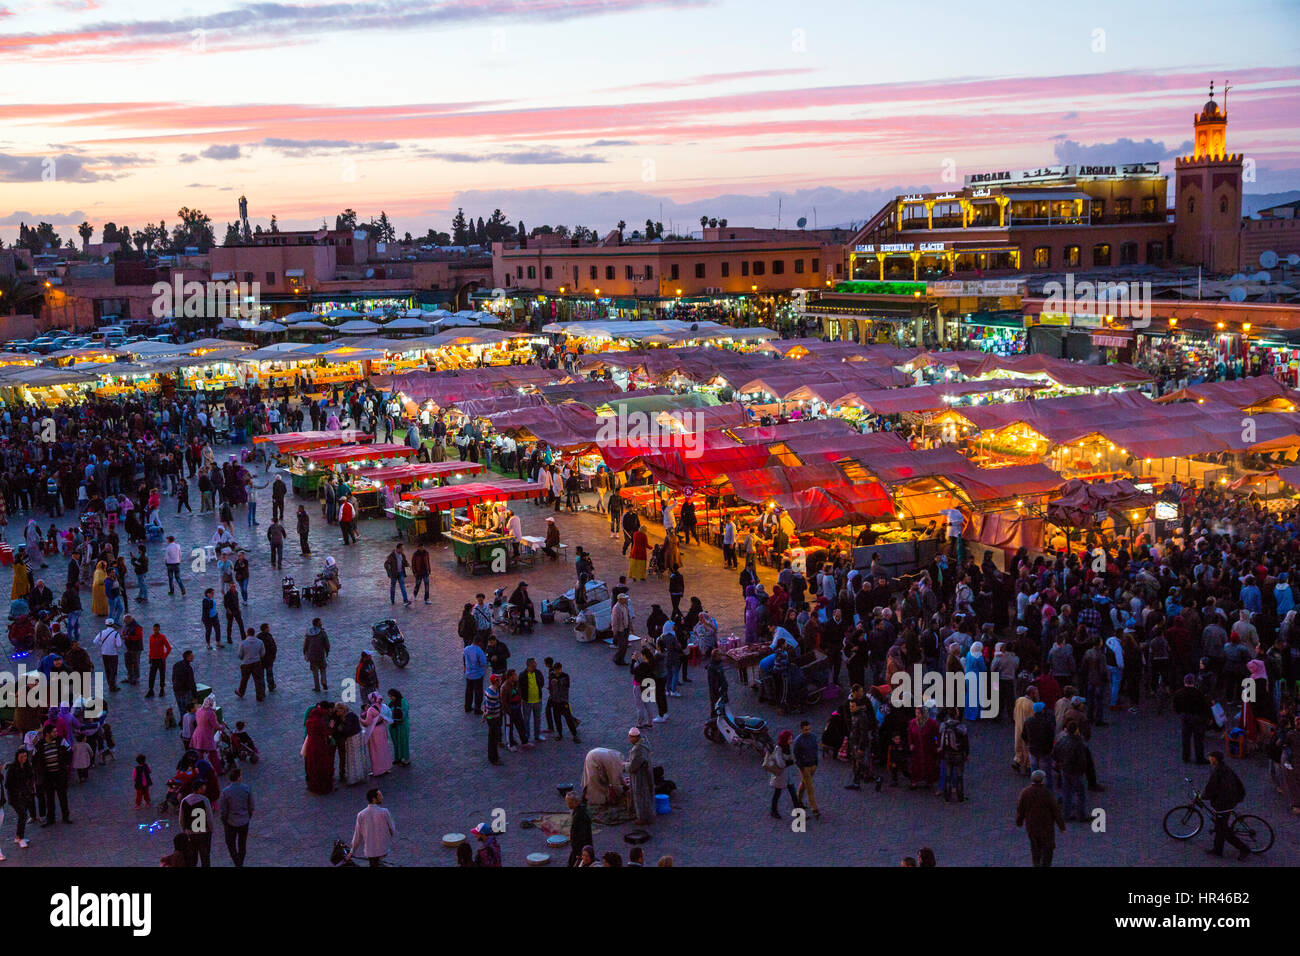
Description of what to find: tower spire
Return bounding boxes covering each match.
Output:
[1223,79,1230,115]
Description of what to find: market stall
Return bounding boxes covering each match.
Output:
[290,442,416,497]
[402,479,547,572]
[359,461,486,536]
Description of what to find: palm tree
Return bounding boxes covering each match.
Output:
[78,221,93,251]
[0,274,45,316]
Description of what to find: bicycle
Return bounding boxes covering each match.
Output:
[1162,778,1274,854]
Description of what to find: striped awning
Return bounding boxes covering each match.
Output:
[1091,331,1134,348]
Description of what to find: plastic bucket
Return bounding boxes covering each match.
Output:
[654,793,671,815]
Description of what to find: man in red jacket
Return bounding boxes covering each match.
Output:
[146,623,173,698]
[339,496,357,546]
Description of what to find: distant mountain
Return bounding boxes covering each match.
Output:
[1244,191,1300,217]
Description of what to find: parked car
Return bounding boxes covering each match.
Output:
[27,337,58,353]
[149,334,178,344]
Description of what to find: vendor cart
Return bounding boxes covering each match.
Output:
[446,527,515,574]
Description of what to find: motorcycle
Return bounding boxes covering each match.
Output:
[704,697,772,754]
[370,619,410,668]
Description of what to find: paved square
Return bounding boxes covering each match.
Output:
[5,458,1297,868]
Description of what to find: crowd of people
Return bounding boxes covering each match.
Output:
[0,343,1298,869]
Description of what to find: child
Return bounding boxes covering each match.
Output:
[180,702,198,752]
[887,733,910,788]
[133,754,153,808]
[71,734,93,783]
[233,721,259,762]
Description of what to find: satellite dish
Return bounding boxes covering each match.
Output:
[353,229,368,240]
[1260,250,1279,269]
[375,242,386,254]
[365,268,375,278]
[796,216,807,229]
[1228,286,1247,302]
[1230,273,1246,282]
[1255,271,1271,283]
[102,256,110,264]
[1289,254,1300,267]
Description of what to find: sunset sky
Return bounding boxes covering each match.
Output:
[2,0,1298,244]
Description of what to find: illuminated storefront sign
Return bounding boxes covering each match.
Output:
[835,280,928,296]
[965,162,1161,186]
[854,242,946,253]
[931,279,1025,297]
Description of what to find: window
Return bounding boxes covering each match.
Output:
[670,264,680,280]
[645,265,653,279]
[573,266,579,283]
[812,258,820,273]
[834,262,842,275]
[720,262,730,278]
[1142,197,1157,216]
[688,262,701,279]
[1120,241,1138,265]
[1090,199,1105,219]
[772,260,784,275]
[741,261,749,276]
[1220,197,1229,214]
[266,272,276,285]
[1063,245,1081,267]
[752,261,765,276]
[794,259,805,274]
[1146,241,1164,263]
[1032,246,1051,268]
[589,266,597,280]
[625,265,633,280]
[605,266,614,280]
[527,266,536,279]
[516,266,523,279]
[544,266,552,279]
[1188,198,1195,214]
[504,274,511,286]
[1092,243,1112,267]
[1115,198,1132,216]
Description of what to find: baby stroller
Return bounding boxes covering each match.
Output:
[158,756,200,812]
[648,543,666,578]
[282,576,302,608]
[84,715,116,764]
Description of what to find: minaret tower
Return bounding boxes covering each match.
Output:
[1173,81,1243,273]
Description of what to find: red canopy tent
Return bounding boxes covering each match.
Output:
[402,479,548,510]
[356,461,485,487]
[252,429,371,454]
[298,443,415,467]
[488,404,604,451]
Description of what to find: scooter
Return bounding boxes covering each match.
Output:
[703,697,772,754]
[370,619,411,668]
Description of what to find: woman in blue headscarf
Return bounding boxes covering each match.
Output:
[963,641,989,721]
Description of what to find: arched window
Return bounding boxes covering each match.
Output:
[1189,198,1196,214]
[1220,197,1229,214]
